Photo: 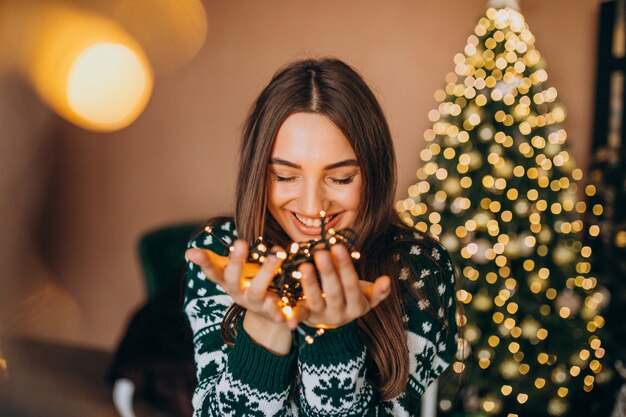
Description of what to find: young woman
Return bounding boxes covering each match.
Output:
[184,58,458,416]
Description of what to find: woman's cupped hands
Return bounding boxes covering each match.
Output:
[185,240,392,330]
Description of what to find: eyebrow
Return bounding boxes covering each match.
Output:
[270,158,359,171]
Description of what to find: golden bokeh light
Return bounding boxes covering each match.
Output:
[66,42,150,128]
[114,0,207,74]
[19,4,153,131]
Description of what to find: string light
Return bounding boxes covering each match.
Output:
[203,211,360,346]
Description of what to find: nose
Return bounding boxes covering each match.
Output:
[297,178,327,217]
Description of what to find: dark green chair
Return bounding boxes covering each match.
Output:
[137,223,200,298]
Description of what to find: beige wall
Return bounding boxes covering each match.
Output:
[0,0,599,349]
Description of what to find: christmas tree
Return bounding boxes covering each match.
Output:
[396,7,608,417]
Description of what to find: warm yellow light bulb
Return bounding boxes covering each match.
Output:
[23,5,153,132]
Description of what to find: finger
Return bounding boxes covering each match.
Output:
[223,240,249,293]
[330,245,366,316]
[300,262,325,313]
[314,250,345,310]
[286,304,310,330]
[262,294,284,323]
[361,275,392,309]
[246,246,285,304]
[186,248,224,284]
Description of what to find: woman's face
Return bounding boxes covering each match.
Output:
[267,112,362,243]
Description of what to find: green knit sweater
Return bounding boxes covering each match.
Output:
[183,218,457,416]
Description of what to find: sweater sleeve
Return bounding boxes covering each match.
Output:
[183,219,298,417]
[295,238,458,417]
[380,239,458,416]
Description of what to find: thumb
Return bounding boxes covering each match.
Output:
[185,248,224,282]
[186,248,209,266]
[362,275,391,309]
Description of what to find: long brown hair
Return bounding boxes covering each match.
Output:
[221,58,455,400]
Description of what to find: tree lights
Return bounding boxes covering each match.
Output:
[397,7,606,416]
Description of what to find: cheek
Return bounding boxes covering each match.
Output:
[337,182,362,210]
[268,183,291,210]
[348,188,362,209]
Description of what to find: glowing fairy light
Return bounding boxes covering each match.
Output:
[281,305,293,318]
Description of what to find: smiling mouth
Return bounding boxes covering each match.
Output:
[293,212,336,227]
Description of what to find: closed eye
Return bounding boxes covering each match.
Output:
[272,174,297,182]
[329,175,355,185]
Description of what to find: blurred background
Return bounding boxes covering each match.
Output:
[0,0,622,416]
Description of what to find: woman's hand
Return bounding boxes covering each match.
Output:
[186,240,308,355]
[186,240,309,324]
[288,244,391,330]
